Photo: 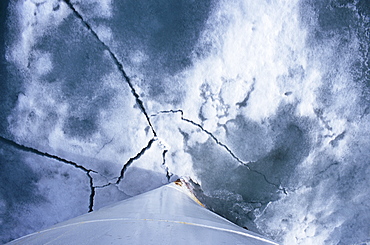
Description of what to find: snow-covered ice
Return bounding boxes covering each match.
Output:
[0,0,369,244]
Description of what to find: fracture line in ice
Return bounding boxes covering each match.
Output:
[248,167,288,195]
[0,135,98,212]
[115,138,156,184]
[87,172,96,212]
[62,0,157,137]
[150,110,288,195]
[150,109,254,168]
[0,136,94,173]
[95,183,113,189]
[113,137,173,185]
[6,1,287,212]
[94,137,115,157]
[162,149,173,182]
[61,0,180,186]
[236,79,256,108]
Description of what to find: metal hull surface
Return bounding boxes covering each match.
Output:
[7,182,278,245]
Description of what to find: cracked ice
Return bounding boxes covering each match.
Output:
[1,0,369,245]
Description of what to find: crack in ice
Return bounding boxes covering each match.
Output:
[151,110,254,168]
[62,0,157,137]
[317,161,340,176]
[150,110,287,194]
[116,138,156,184]
[162,149,172,182]
[95,183,113,189]
[94,137,114,157]
[247,167,288,195]
[329,131,346,147]
[236,79,256,108]
[0,135,99,211]
[87,172,95,212]
[0,136,95,173]
[9,1,288,214]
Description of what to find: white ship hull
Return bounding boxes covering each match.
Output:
[7,180,278,245]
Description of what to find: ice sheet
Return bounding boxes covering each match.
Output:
[1,0,369,244]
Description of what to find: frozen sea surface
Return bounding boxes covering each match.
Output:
[0,0,369,244]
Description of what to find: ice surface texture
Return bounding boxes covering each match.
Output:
[0,0,369,244]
